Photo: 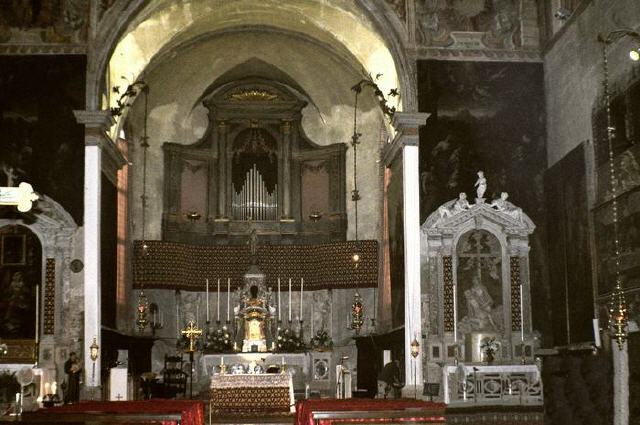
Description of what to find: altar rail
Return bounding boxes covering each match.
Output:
[443,365,543,406]
[132,240,377,291]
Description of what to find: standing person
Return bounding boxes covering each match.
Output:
[64,352,82,404]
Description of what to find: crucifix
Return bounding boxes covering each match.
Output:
[181,320,202,399]
[181,320,202,352]
[115,394,123,401]
[0,182,39,212]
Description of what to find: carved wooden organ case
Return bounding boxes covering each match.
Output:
[163,80,346,244]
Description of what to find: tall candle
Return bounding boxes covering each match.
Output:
[300,278,304,320]
[277,278,281,321]
[51,382,57,395]
[520,284,524,342]
[227,278,231,321]
[288,278,292,321]
[217,278,221,321]
[44,382,50,395]
[206,279,210,322]
[35,285,39,344]
[453,283,458,343]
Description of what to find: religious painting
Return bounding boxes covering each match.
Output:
[0,225,41,339]
[417,60,548,341]
[1,234,26,265]
[544,143,593,345]
[0,0,89,43]
[386,159,405,328]
[416,0,522,49]
[0,55,86,224]
[456,229,503,337]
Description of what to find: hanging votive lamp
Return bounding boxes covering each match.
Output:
[351,291,364,335]
[136,290,149,331]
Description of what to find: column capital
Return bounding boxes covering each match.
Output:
[383,112,430,166]
[74,110,126,185]
[391,112,430,133]
[73,110,115,130]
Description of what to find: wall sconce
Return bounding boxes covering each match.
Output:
[89,337,99,388]
[89,337,99,362]
[410,338,420,358]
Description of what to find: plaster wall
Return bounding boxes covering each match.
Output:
[544,0,640,167]
[125,31,387,243]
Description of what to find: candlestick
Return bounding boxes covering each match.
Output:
[176,301,180,338]
[277,278,281,321]
[300,278,304,320]
[227,278,231,322]
[288,278,292,322]
[51,382,57,396]
[217,278,221,322]
[35,284,39,344]
[206,279,210,322]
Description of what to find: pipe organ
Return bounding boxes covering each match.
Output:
[162,79,347,244]
[232,164,278,221]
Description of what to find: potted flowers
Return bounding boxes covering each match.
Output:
[480,337,499,364]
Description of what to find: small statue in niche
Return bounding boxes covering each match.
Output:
[474,170,487,202]
[490,192,522,222]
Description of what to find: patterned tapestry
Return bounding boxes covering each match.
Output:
[132,240,378,291]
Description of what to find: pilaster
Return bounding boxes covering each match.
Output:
[389,112,429,397]
[73,109,116,393]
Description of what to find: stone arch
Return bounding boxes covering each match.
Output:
[86,0,417,113]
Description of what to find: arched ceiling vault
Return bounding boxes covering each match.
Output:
[93,0,412,116]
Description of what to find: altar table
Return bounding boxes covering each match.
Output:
[210,373,295,413]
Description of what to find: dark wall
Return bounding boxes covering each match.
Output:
[417,60,549,342]
[101,174,117,329]
[542,350,612,425]
[0,55,85,224]
[387,159,404,328]
[544,143,594,345]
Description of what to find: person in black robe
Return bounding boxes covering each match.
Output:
[378,359,404,399]
[63,352,81,404]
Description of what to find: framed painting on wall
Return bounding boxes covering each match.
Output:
[1,234,26,265]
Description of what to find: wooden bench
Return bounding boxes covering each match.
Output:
[18,411,183,424]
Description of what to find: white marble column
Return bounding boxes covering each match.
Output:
[613,342,629,425]
[385,112,429,396]
[74,110,122,392]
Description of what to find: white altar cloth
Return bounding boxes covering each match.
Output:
[202,353,310,378]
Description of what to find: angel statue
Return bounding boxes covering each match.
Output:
[475,171,487,202]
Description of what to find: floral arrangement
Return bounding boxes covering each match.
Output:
[480,337,499,363]
[275,327,306,352]
[204,326,233,353]
[309,328,333,351]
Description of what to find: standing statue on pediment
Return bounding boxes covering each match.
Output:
[248,228,259,265]
[474,170,486,202]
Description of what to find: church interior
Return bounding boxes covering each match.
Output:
[0,1,639,424]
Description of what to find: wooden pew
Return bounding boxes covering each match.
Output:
[18,411,183,424]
